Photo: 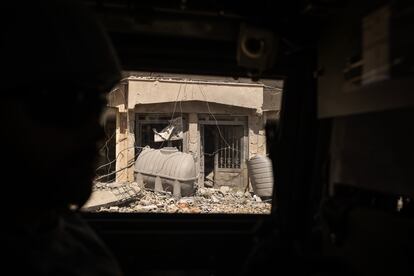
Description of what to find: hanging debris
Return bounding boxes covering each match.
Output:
[153,117,183,142]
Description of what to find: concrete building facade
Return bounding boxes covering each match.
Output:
[107,75,281,190]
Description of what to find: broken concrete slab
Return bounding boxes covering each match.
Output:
[82,182,143,211]
[82,190,119,211]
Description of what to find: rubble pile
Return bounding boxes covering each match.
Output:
[86,182,272,214]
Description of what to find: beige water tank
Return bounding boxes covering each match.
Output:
[247,155,274,198]
[134,147,197,197]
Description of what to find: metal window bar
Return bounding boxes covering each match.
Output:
[217,126,241,169]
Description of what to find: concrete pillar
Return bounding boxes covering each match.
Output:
[115,111,128,182]
[248,112,266,158]
[257,115,267,156]
[247,112,267,192]
[114,109,135,183]
[248,113,259,159]
[188,113,201,187]
[126,110,136,182]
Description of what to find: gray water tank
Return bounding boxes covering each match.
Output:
[134,147,197,197]
[247,155,274,198]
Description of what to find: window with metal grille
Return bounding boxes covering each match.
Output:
[217,125,243,169]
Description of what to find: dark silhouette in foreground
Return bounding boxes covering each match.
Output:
[1,1,123,275]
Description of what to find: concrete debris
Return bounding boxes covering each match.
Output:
[177,197,195,206]
[204,180,214,188]
[219,186,231,194]
[141,205,158,211]
[235,191,244,198]
[82,182,143,211]
[197,187,212,199]
[88,182,272,214]
[253,195,262,202]
[211,195,220,204]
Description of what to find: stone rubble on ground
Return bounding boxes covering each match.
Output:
[86,182,272,214]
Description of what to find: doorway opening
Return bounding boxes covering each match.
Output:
[200,116,247,190]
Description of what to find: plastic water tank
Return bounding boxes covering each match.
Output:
[134,147,197,197]
[247,155,274,198]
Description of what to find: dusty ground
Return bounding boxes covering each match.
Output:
[85,182,272,214]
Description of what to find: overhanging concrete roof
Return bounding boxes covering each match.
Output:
[126,77,279,112]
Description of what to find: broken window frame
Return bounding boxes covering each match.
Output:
[135,113,188,152]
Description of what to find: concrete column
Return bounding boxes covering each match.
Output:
[115,111,128,182]
[248,112,267,157]
[247,112,267,192]
[188,113,201,186]
[126,110,136,182]
[248,113,259,159]
[257,115,267,156]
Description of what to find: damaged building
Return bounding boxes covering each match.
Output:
[104,73,282,193]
